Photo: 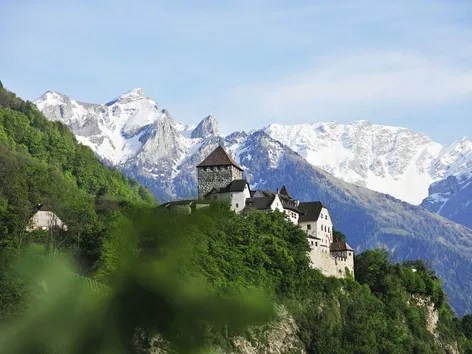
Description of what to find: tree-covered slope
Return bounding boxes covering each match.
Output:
[2,204,471,353]
[225,131,472,316]
[0,84,155,316]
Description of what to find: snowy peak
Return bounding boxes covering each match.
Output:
[433,137,472,179]
[33,88,188,166]
[35,90,70,111]
[264,121,444,204]
[191,115,220,139]
[106,88,147,106]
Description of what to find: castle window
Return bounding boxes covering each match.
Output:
[348,252,352,256]
[307,224,311,230]
[321,213,323,218]
[310,241,313,246]
[235,203,239,208]
[315,242,318,246]
[328,227,330,233]
[325,215,328,220]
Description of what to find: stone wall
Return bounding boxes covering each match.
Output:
[198,165,240,199]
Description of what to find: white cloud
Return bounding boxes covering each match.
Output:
[218,51,472,120]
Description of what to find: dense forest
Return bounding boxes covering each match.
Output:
[0,83,471,353]
[0,83,155,317]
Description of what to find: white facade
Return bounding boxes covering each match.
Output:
[300,207,354,278]
[209,184,251,213]
[252,191,300,225]
[269,194,285,212]
[27,210,68,232]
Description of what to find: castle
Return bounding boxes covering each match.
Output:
[160,145,354,278]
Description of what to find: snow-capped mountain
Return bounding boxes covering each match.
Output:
[34,89,472,314]
[421,139,472,229]
[264,122,472,205]
[35,88,196,166]
[34,89,472,206]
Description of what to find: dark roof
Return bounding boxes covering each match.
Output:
[205,179,249,197]
[244,197,275,210]
[253,189,304,214]
[279,185,292,199]
[298,201,328,222]
[196,145,243,171]
[158,200,195,208]
[330,240,354,252]
[158,199,215,208]
[33,204,54,213]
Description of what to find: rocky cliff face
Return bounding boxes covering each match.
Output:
[134,305,305,354]
[191,115,219,139]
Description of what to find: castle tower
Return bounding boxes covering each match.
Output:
[196,145,243,199]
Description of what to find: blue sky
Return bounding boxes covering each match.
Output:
[1,0,472,143]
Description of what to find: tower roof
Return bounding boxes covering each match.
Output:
[196,145,243,171]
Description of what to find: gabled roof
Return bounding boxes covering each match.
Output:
[244,197,275,210]
[298,201,328,222]
[330,240,354,252]
[253,189,304,214]
[279,185,292,199]
[205,179,250,197]
[196,145,243,171]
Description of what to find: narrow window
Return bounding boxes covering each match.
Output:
[307,224,311,230]
[315,242,318,246]
[325,215,328,220]
[235,203,239,208]
[310,241,313,246]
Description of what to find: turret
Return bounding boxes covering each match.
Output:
[196,145,243,199]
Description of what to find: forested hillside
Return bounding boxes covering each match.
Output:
[1,204,471,353]
[0,83,155,317]
[0,84,471,353]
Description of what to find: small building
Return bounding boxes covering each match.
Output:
[205,179,251,213]
[330,240,355,278]
[298,201,354,278]
[249,186,304,225]
[26,204,68,232]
